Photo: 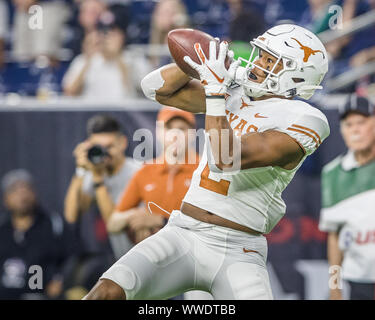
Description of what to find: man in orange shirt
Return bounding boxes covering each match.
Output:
[107,107,199,244]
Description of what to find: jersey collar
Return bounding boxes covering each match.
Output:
[341,150,360,171]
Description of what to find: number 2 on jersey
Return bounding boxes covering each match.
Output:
[199,163,230,196]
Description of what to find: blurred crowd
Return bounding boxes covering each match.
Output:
[0,109,202,300]
[1,0,375,301]
[0,0,373,100]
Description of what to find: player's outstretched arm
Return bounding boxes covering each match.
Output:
[141,63,206,113]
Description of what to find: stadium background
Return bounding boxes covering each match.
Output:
[0,0,374,299]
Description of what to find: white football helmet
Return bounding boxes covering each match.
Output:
[236,24,328,100]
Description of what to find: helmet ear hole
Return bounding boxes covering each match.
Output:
[292,78,305,83]
[284,59,296,70]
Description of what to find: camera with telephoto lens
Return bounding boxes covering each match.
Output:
[87,145,109,164]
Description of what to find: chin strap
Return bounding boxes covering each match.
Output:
[147,201,171,217]
[283,84,323,99]
[300,85,323,90]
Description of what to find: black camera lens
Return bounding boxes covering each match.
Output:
[87,145,109,164]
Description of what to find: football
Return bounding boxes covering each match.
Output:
[167,28,231,79]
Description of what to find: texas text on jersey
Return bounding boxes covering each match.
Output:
[183,87,330,234]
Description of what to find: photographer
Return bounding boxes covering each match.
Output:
[63,114,139,295]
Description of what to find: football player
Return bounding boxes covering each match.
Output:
[84,24,330,300]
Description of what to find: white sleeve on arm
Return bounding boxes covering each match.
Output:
[283,112,330,156]
[62,55,86,89]
[319,209,342,232]
[140,67,165,101]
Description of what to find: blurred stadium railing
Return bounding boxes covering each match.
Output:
[317,9,375,93]
[318,9,375,44]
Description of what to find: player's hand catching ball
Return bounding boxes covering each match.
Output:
[184,41,240,97]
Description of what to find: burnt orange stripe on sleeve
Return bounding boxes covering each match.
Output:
[287,127,319,148]
[291,124,322,144]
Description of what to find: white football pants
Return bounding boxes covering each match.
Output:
[101,210,273,300]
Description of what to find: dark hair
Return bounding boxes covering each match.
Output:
[86,115,122,136]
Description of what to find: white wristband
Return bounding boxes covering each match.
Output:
[140,68,165,101]
[205,97,226,116]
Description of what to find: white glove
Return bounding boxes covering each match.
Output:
[184,41,240,98]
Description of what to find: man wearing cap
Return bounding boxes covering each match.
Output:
[107,106,199,244]
[319,95,375,300]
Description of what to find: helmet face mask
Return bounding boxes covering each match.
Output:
[239,45,292,98]
[236,24,328,100]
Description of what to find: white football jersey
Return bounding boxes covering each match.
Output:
[183,86,330,234]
